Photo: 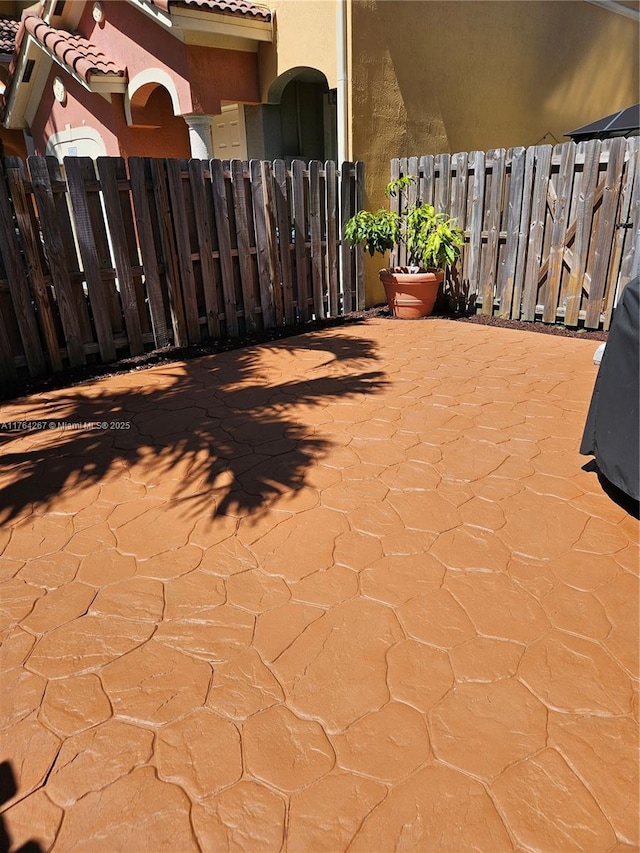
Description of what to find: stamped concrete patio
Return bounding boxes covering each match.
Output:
[0,317,638,852]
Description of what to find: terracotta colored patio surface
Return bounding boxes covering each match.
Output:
[0,318,638,852]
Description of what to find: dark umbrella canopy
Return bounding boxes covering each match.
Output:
[566,104,640,141]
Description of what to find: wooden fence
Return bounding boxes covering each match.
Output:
[391,136,639,329]
[0,156,364,381]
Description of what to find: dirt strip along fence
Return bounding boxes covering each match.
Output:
[390,136,639,330]
[0,156,365,381]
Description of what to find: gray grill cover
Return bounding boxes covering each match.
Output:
[580,275,639,502]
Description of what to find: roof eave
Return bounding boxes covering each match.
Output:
[49,56,127,96]
[3,29,128,129]
[125,0,272,48]
[88,74,128,94]
[172,7,272,42]
[126,0,173,28]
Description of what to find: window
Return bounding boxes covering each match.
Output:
[21,60,35,84]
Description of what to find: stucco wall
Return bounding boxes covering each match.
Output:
[258,0,338,100]
[350,0,640,304]
[26,0,262,158]
[29,66,191,159]
[186,44,260,115]
[81,1,193,114]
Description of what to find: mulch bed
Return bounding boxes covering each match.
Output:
[0,307,606,403]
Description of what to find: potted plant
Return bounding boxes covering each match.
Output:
[344,176,464,319]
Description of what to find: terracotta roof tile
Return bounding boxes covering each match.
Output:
[151,0,271,22]
[22,12,125,83]
[0,15,19,55]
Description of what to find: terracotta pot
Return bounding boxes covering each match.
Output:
[379,268,445,319]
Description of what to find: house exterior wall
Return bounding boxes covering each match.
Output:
[350,0,640,304]
[257,0,338,101]
[186,44,260,115]
[25,0,260,159]
[30,66,191,159]
[79,1,193,112]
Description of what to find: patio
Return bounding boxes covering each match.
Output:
[0,317,637,852]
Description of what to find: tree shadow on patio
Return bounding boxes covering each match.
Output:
[0,332,385,534]
[0,761,42,853]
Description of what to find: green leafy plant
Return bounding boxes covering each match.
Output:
[343,208,400,257]
[345,175,464,272]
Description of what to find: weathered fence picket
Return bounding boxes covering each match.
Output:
[354,160,366,311]
[496,146,525,319]
[564,140,600,327]
[465,150,485,297]
[585,138,626,329]
[96,157,145,356]
[273,160,295,326]
[230,159,258,333]
[479,148,505,315]
[0,157,363,381]
[391,137,638,328]
[325,159,339,317]
[419,155,434,210]
[339,161,356,313]
[8,158,64,372]
[128,157,172,349]
[189,159,221,339]
[612,137,640,329]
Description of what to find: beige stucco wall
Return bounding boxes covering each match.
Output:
[351,0,640,304]
[258,0,338,99]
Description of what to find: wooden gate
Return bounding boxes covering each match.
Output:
[391,137,639,329]
[0,156,364,381]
